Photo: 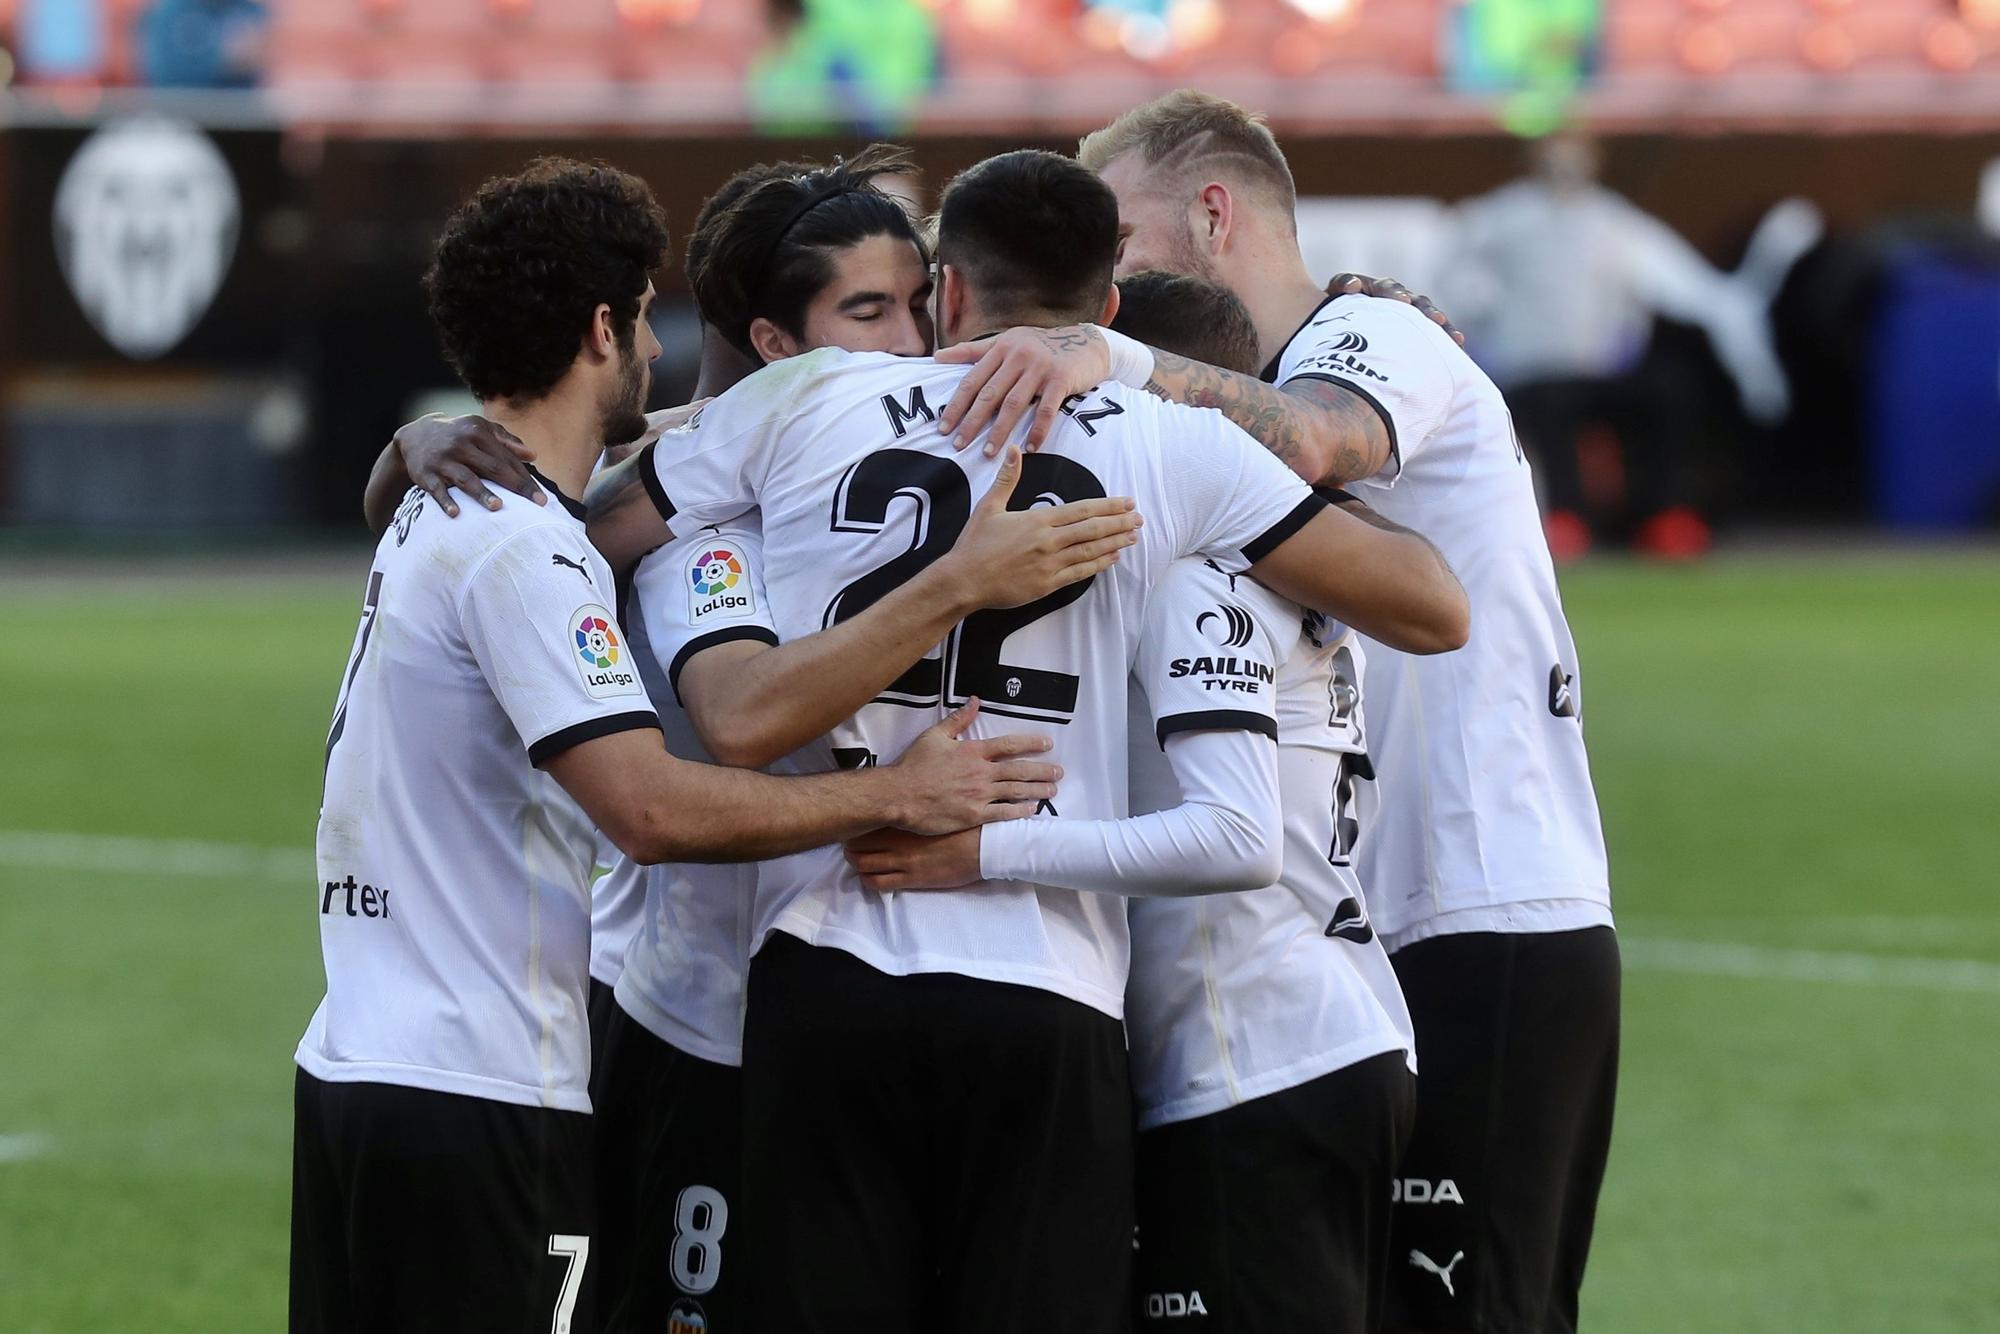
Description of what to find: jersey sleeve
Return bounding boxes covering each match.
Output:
[640,348,839,532]
[457,524,659,767]
[629,519,780,705]
[1152,405,1328,569]
[1275,298,1455,484]
[1132,557,1292,747]
[978,728,1281,898]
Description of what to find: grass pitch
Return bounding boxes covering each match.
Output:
[1,550,1996,1332]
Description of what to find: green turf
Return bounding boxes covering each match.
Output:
[2,552,1997,1332]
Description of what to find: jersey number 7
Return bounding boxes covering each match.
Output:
[323,570,384,777]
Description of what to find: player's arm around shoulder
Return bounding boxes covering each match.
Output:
[932,319,1394,488]
[1242,489,1469,656]
[1144,349,1396,487]
[364,413,544,535]
[584,386,771,578]
[582,446,677,579]
[927,318,1386,485]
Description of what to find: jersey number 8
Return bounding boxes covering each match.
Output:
[670,1184,728,1296]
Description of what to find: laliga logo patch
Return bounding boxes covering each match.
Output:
[572,604,640,698]
[576,614,620,669]
[687,545,755,623]
[54,116,240,360]
[666,1300,708,1333]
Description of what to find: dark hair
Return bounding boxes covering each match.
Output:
[936,149,1118,325]
[1111,270,1261,376]
[425,158,670,403]
[687,144,925,360]
[682,158,816,326]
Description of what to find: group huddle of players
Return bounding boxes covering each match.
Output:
[292,90,1620,1334]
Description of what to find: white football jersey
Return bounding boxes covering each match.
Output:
[609,516,786,1068]
[1266,294,1612,950]
[586,451,642,989]
[1126,557,1415,1130]
[297,479,658,1112]
[643,347,1323,1017]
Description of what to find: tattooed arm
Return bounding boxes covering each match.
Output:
[935,325,1391,487]
[1140,352,1393,486]
[583,447,679,577]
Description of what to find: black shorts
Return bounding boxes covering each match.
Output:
[289,1069,595,1334]
[740,933,1134,1334]
[1385,926,1621,1334]
[593,999,744,1334]
[1134,1050,1414,1334]
[587,977,619,1104]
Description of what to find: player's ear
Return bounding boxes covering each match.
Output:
[1197,182,1233,254]
[747,316,801,364]
[586,302,618,362]
[938,263,968,346]
[1097,280,1120,328]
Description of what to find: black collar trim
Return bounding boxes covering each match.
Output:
[527,465,587,522]
[1259,295,1339,384]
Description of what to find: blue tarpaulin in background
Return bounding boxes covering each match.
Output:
[1868,247,2000,530]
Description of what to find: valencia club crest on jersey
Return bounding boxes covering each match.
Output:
[687,544,756,624]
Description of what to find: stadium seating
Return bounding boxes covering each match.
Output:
[248,0,1999,129]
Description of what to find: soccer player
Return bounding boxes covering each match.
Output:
[851,272,1419,1334]
[290,158,1064,1334]
[354,159,807,1070]
[947,92,1620,1334]
[1109,267,1266,376]
[593,153,1140,1334]
[372,149,1145,1333]
[583,148,1466,1334]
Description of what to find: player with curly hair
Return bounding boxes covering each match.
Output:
[289,157,1066,1334]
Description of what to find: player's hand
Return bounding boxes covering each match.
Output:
[1326,273,1467,348]
[934,446,1142,611]
[935,325,1111,455]
[392,413,542,517]
[635,398,712,447]
[591,397,713,473]
[887,698,1060,835]
[844,827,984,892]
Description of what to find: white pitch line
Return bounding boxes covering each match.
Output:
[2,829,1997,996]
[1622,937,2000,996]
[0,830,309,882]
[0,1132,54,1164]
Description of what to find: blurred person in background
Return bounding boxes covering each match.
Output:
[138,0,266,88]
[15,0,106,85]
[751,0,939,135]
[1448,128,1791,559]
